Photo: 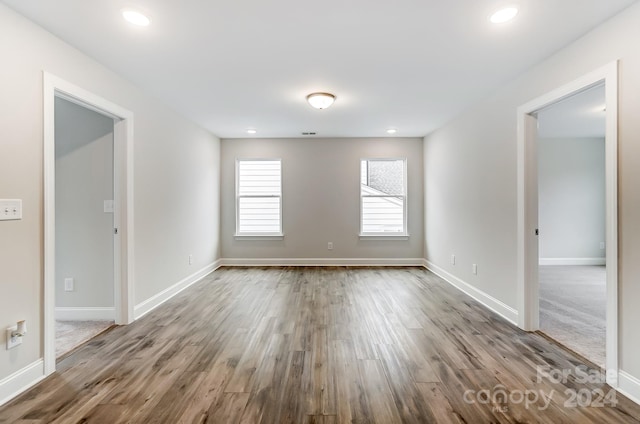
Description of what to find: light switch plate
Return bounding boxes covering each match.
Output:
[104,200,114,213]
[0,199,22,221]
[64,278,74,292]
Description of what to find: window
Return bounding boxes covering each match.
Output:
[360,158,407,236]
[236,159,282,236]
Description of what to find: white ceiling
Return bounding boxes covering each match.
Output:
[3,0,636,138]
[537,84,606,139]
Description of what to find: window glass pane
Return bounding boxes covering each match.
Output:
[238,160,281,196]
[238,197,281,233]
[362,196,404,233]
[360,159,404,195]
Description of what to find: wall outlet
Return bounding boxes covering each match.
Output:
[451,255,456,265]
[64,277,74,292]
[6,325,22,350]
[600,242,606,250]
[0,199,22,221]
[328,242,333,250]
[472,264,478,275]
[189,254,193,265]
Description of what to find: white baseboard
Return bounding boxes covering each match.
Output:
[0,360,45,406]
[55,307,115,321]
[219,258,425,267]
[618,370,640,406]
[423,259,519,325]
[539,257,606,266]
[134,260,222,320]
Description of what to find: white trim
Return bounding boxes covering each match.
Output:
[538,258,606,266]
[359,234,410,240]
[424,260,519,326]
[234,234,284,240]
[43,72,135,377]
[220,258,424,267]
[0,360,45,407]
[618,371,640,405]
[55,307,116,321]
[604,62,619,385]
[134,261,222,320]
[516,61,619,382]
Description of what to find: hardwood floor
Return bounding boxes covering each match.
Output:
[1,266,639,423]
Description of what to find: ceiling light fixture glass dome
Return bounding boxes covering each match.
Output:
[306,92,336,109]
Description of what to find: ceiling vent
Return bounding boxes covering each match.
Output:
[302,132,317,136]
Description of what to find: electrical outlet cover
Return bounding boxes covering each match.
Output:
[6,325,22,350]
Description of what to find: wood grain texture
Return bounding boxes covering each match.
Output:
[1,266,639,423]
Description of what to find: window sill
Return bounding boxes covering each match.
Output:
[359,234,410,241]
[234,234,284,241]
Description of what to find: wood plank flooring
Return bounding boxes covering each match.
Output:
[1,266,640,423]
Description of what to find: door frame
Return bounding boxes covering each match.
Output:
[43,72,135,375]
[516,61,618,385]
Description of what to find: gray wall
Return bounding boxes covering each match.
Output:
[221,138,423,260]
[55,97,114,309]
[538,137,605,260]
[0,4,220,379]
[424,2,640,379]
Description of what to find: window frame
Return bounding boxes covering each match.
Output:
[235,158,283,239]
[359,157,409,239]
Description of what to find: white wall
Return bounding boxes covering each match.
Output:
[55,97,115,310]
[221,138,423,261]
[538,137,605,261]
[0,4,220,384]
[424,1,640,381]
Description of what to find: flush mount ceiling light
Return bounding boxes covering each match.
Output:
[490,6,519,24]
[122,9,151,27]
[386,128,398,135]
[246,129,257,134]
[306,92,336,110]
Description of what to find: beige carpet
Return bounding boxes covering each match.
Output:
[539,265,606,367]
[55,320,114,358]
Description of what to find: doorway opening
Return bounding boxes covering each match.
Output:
[43,73,135,375]
[516,62,618,386]
[54,97,116,358]
[536,84,606,367]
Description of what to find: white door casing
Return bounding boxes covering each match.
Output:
[517,61,618,386]
[43,72,135,375]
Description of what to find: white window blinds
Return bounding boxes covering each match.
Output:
[236,160,282,235]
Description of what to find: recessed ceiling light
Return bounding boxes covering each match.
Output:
[306,92,336,110]
[490,6,518,24]
[246,129,257,134]
[122,9,151,27]
[386,128,397,135]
